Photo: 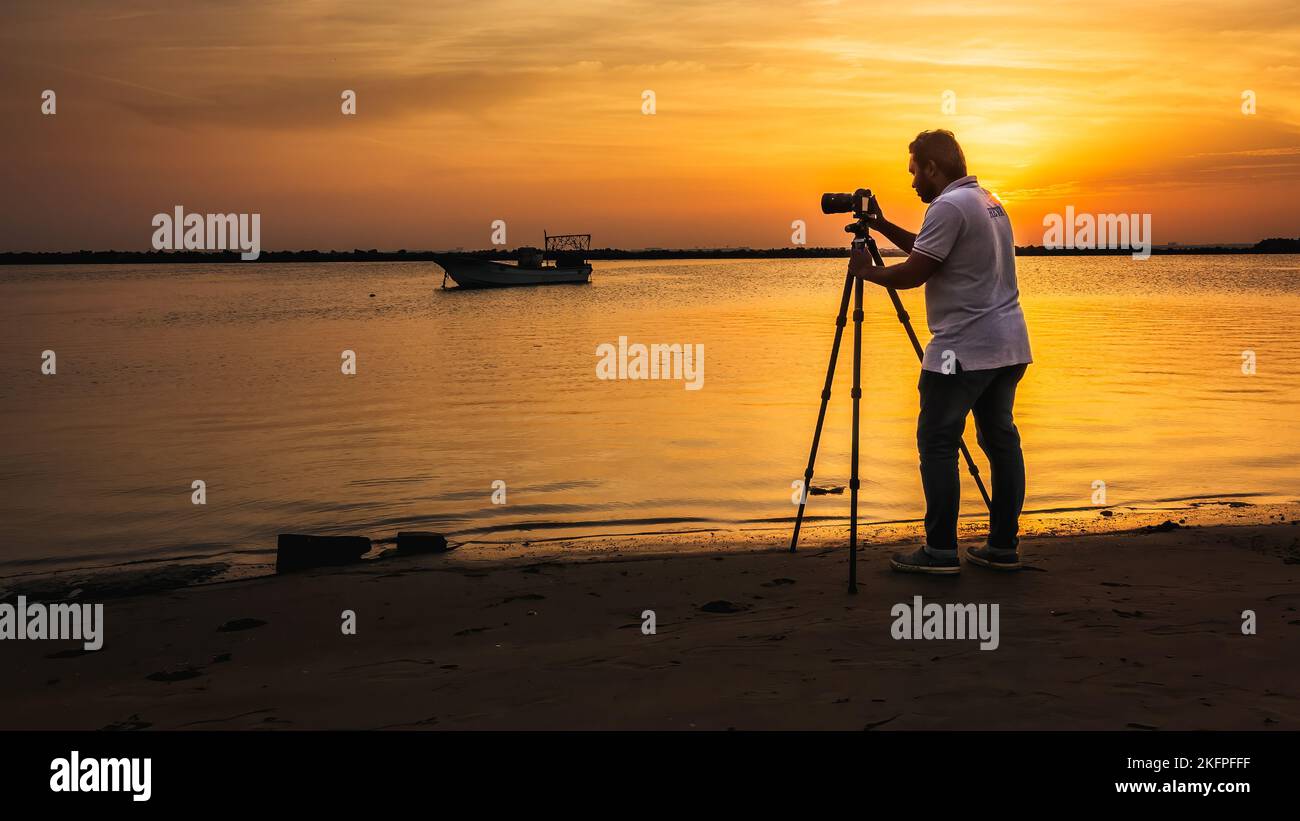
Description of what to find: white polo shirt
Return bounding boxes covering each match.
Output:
[911,175,1032,373]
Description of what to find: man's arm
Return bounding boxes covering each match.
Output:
[863,198,916,253]
[868,216,917,254]
[847,248,941,290]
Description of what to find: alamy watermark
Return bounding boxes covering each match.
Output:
[595,336,704,390]
[50,751,150,801]
[0,596,103,651]
[890,595,999,650]
[151,206,261,260]
[1042,206,1151,259]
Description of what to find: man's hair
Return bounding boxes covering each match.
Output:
[909,129,967,179]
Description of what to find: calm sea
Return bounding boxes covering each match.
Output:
[3,256,1298,575]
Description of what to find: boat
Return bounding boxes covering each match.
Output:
[434,232,593,288]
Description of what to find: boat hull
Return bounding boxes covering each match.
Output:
[433,255,592,288]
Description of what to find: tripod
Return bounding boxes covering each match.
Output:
[789,211,992,594]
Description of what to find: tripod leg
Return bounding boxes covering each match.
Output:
[790,268,855,552]
[848,275,863,594]
[865,237,993,512]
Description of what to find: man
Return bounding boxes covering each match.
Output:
[848,129,1032,574]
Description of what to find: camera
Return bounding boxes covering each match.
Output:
[821,188,876,216]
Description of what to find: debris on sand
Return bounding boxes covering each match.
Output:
[700,600,750,614]
[103,714,152,731]
[808,485,845,496]
[217,618,268,632]
[276,534,370,573]
[1138,520,1181,534]
[394,531,450,554]
[146,666,203,682]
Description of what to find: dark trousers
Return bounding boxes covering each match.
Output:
[917,363,1027,555]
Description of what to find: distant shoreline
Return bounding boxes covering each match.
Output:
[2,238,1298,265]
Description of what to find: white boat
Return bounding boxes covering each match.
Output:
[435,232,593,289]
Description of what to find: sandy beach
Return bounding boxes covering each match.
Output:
[2,500,1296,731]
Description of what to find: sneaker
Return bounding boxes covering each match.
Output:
[966,544,1022,571]
[889,546,960,575]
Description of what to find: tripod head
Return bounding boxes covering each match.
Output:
[845,217,873,248]
[846,189,879,250]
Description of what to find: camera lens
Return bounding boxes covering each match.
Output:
[821,193,855,214]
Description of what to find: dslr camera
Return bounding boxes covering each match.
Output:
[820,188,877,218]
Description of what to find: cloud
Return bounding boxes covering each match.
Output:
[1,0,1299,248]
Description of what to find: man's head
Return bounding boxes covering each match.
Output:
[908,130,967,203]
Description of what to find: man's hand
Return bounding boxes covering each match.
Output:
[847,247,876,281]
[849,249,941,290]
[863,193,885,232]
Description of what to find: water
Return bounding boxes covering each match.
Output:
[2,256,1299,575]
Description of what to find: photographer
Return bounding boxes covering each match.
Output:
[848,130,1032,574]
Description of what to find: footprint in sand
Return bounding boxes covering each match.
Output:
[700,600,750,614]
[103,714,152,731]
[146,665,203,682]
[497,594,545,606]
[45,647,95,659]
[217,618,268,632]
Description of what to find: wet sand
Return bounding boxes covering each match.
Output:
[1,501,1297,730]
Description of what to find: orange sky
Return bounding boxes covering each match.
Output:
[2,0,1298,251]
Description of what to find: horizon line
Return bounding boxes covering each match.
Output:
[2,237,1298,258]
